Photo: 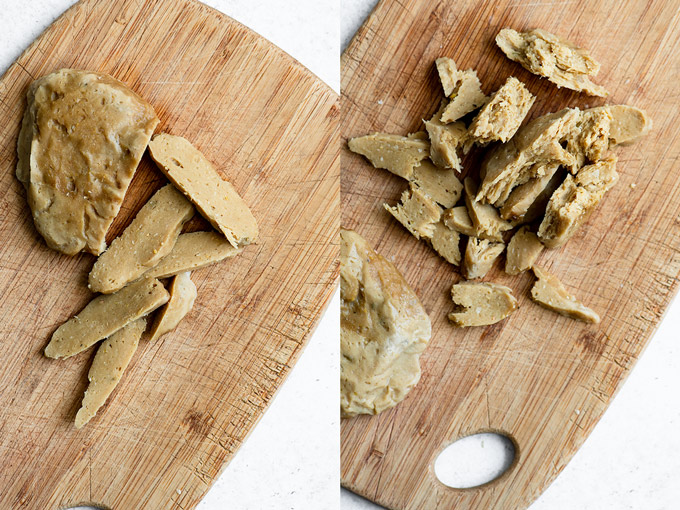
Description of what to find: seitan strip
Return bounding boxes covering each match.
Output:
[505,227,544,275]
[148,134,258,248]
[411,160,463,208]
[436,58,488,123]
[531,266,600,323]
[424,109,467,171]
[464,178,513,240]
[429,221,461,266]
[347,133,429,179]
[384,184,442,240]
[449,282,517,327]
[462,237,505,280]
[149,272,197,341]
[500,162,561,221]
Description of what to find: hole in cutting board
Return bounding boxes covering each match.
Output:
[434,432,516,489]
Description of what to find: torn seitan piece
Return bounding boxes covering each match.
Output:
[505,227,544,275]
[496,28,608,97]
[462,237,505,280]
[449,281,517,327]
[89,185,194,294]
[538,155,618,248]
[563,107,612,172]
[44,278,169,359]
[148,134,258,248]
[143,231,242,280]
[435,58,488,123]
[74,318,146,429]
[442,206,502,242]
[466,77,535,149]
[531,266,600,323]
[500,162,561,221]
[464,178,512,240]
[347,133,429,179]
[600,105,652,146]
[149,272,197,341]
[411,160,463,208]
[16,69,159,256]
[478,108,579,205]
[424,109,467,171]
[384,183,442,240]
[429,222,461,266]
[340,229,431,417]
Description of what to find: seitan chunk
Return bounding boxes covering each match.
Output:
[449,281,517,327]
[601,105,652,146]
[424,111,467,171]
[411,160,463,208]
[384,183,442,240]
[496,28,608,97]
[142,231,242,280]
[563,107,612,172]
[505,227,544,275]
[74,318,146,428]
[538,155,618,248]
[45,278,168,359]
[340,229,431,417]
[347,133,429,179]
[442,206,502,242]
[16,69,159,256]
[478,108,579,205]
[429,221,461,266]
[148,134,258,248]
[149,272,197,341]
[500,162,561,221]
[464,178,513,240]
[89,185,194,294]
[531,266,600,323]
[436,58,488,123]
[467,77,535,148]
[462,237,505,280]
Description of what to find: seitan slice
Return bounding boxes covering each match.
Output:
[384,183,443,240]
[436,58,488,123]
[449,282,517,327]
[496,28,608,97]
[148,134,258,248]
[478,108,579,205]
[340,229,431,417]
[442,206,502,242]
[531,266,600,323]
[538,155,618,248]
[16,69,159,256]
[464,178,513,240]
[149,272,197,341]
[505,227,544,275]
[429,221,461,266]
[89,185,194,294]
[500,162,561,221]
[142,231,242,280]
[462,237,505,280]
[563,107,612,172]
[45,278,168,359]
[467,77,535,149]
[411,160,463,208]
[424,112,467,171]
[600,105,652,146]
[347,133,429,179]
[74,318,146,428]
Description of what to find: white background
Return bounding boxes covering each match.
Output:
[1,1,339,510]
[341,0,680,509]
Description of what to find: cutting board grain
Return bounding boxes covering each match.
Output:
[341,1,680,509]
[0,0,338,508]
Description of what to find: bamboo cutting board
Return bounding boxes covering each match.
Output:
[0,0,338,508]
[341,0,680,508]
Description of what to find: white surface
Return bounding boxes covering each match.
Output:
[341,1,680,508]
[1,1,339,509]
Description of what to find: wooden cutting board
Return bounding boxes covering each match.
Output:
[0,0,338,508]
[341,0,680,508]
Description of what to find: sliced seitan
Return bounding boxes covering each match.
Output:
[462,237,505,280]
[531,266,600,323]
[89,185,194,294]
[411,160,463,208]
[500,162,561,221]
[384,183,443,240]
[347,132,429,179]
[424,109,467,171]
[45,278,168,359]
[142,231,242,280]
[436,58,488,123]
[74,318,146,428]
[148,133,258,248]
[149,272,197,341]
[599,105,652,146]
[496,28,608,97]
[442,205,502,242]
[16,69,159,256]
[563,107,612,172]
[464,178,513,240]
[429,221,462,266]
[449,281,517,327]
[505,226,544,275]
[538,155,618,248]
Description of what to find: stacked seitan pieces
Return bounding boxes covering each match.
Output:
[348,28,651,328]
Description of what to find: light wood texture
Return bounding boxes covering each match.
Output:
[341,1,680,509]
[0,0,338,508]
